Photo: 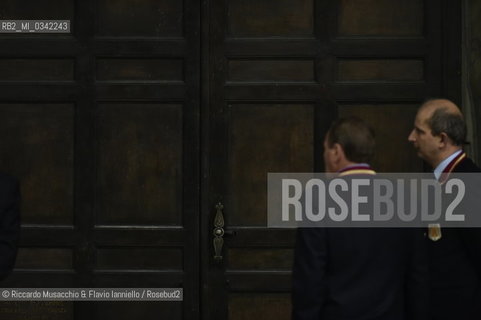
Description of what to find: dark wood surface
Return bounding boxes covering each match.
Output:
[0,0,459,319]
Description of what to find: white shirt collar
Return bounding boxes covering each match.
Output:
[434,150,462,180]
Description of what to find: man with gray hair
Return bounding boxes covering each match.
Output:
[408,98,481,319]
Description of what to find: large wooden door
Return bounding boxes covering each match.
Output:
[0,0,200,319]
[203,0,459,319]
[0,0,460,319]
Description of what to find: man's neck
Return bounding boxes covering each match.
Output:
[433,149,463,180]
[432,147,462,168]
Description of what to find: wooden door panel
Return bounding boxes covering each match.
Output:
[227,0,314,37]
[94,301,182,320]
[0,0,74,21]
[95,103,183,225]
[338,0,424,36]
[16,248,73,270]
[337,59,424,81]
[91,0,200,319]
[0,103,74,224]
[227,248,293,270]
[0,300,74,320]
[0,59,74,81]
[95,0,183,37]
[228,59,316,82]
[0,0,200,319]
[96,58,184,82]
[95,247,182,270]
[227,104,314,226]
[331,0,442,103]
[228,293,291,320]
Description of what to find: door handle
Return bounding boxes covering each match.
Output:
[213,203,225,261]
[213,202,236,262]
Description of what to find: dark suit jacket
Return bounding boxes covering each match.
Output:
[0,173,20,281]
[428,157,481,320]
[292,175,428,320]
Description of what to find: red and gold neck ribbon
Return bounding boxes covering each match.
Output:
[439,151,466,184]
[338,165,376,177]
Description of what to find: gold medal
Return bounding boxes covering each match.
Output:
[428,224,442,241]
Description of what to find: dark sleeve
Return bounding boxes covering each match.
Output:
[459,228,481,279]
[0,177,20,281]
[405,228,429,320]
[453,161,481,307]
[458,174,481,278]
[291,228,328,320]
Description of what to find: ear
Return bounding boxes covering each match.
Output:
[332,143,345,161]
[438,132,449,148]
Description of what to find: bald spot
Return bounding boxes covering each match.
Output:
[419,99,463,119]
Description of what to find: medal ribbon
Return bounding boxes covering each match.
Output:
[338,166,376,177]
[439,151,466,184]
[429,151,465,241]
